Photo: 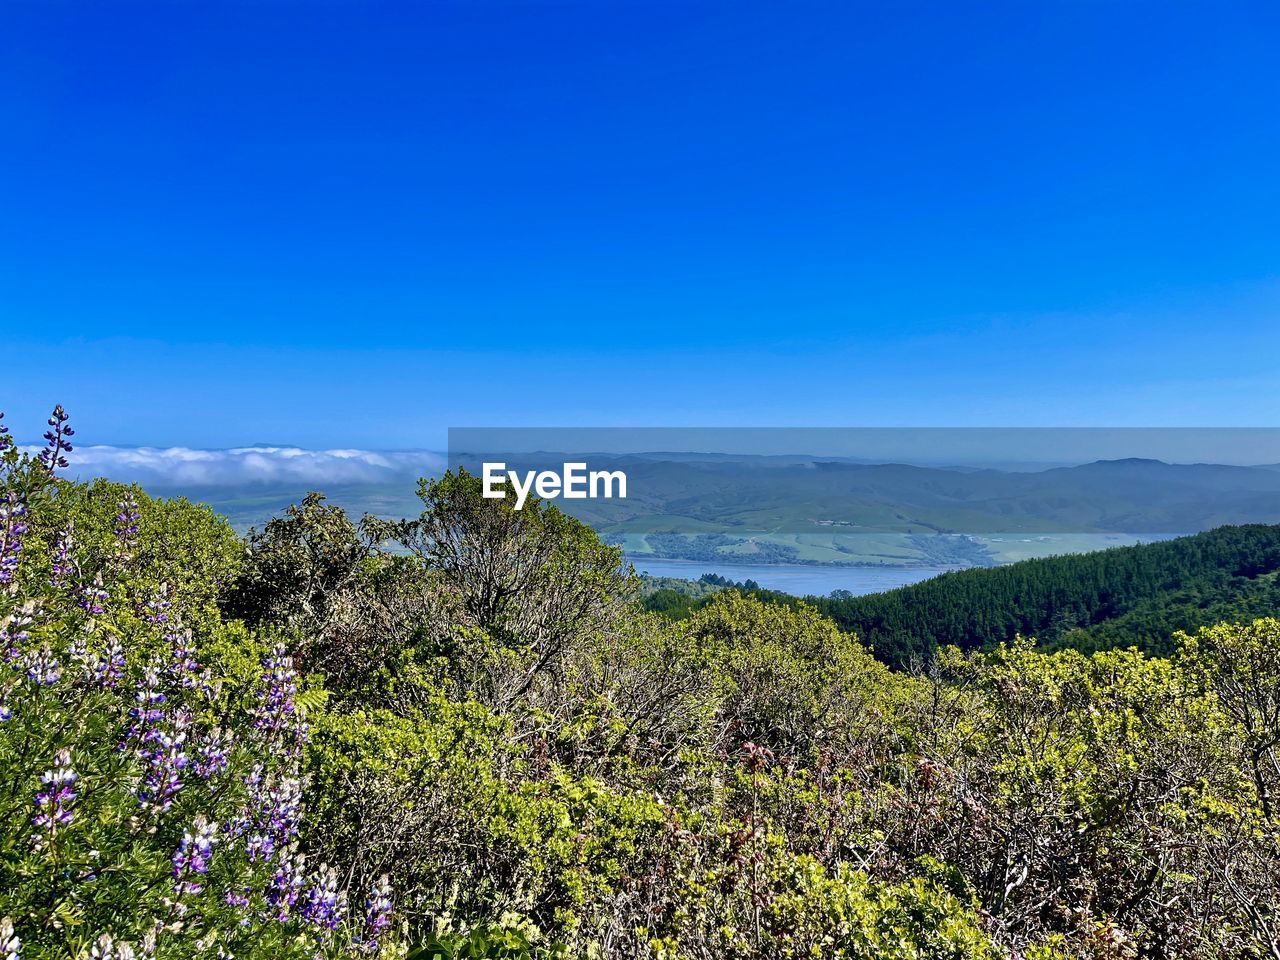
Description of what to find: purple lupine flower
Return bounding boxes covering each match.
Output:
[193,727,232,779]
[169,628,200,688]
[239,769,303,863]
[88,636,126,688]
[0,632,24,666]
[49,529,74,590]
[300,862,347,929]
[88,933,136,960]
[67,631,87,669]
[261,774,303,840]
[37,405,74,473]
[0,918,19,960]
[172,816,216,896]
[1,603,37,664]
[224,887,251,909]
[224,885,253,928]
[252,643,300,732]
[82,640,123,691]
[265,847,307,922]
[32,748,77,840]
[142,595,170,625]
[251,643,307,755]
[0,411,10,452]
[241,830,267,861]
[78,576,108,616]
[358,875,393,952]
[114,495,140,560]
[23,647,60,686]
[136,730,187,814]
[0,495,28,586]
[127,668,166,740]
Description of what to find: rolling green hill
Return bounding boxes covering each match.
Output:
[811,524,1280,667]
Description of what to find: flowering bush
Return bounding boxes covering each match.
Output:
[0,409,396,959]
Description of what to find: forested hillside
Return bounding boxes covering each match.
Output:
[5,409,1280,959]
[811,525,1280,667]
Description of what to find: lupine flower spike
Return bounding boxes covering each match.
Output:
[127,668,166,742]
[251,643,305,750]
[173,816,217,896]
[114,495,140,561]
[360,875,394,952]
[265,847,307,921]
[143,595,170,625]
[0,495,28,588]
[300,862,347,929]
[169,628,201,687]
[137,730,188,815]
[32,748,77,844]
[89,933,136,960]
[79,575,108,616]
[194,727,232,778]
[1,603,36,663]
[240,769,303,862]
[37,405,74,472]
[88,636,125,688]
[24,646,60,686]
[49,528,73,590]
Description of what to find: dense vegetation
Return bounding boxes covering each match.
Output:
[638,573,757,618]
[0,410,391,959]
[5,409,1280,959]
[644,529,1280,666]
[810,526,1280,667]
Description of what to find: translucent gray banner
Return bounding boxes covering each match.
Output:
[448,427,1280,572]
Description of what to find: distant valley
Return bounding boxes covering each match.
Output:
[121,452,1280,568]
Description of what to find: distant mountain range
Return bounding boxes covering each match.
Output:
[448,452,1280,568]
[117,450,1280,568]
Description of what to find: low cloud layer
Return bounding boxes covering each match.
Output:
[44,445,447,489]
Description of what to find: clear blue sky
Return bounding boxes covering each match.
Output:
[3,1,1279,447]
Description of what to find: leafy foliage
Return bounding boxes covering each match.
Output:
[810,525,1280,667]
[0,411,396,959]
